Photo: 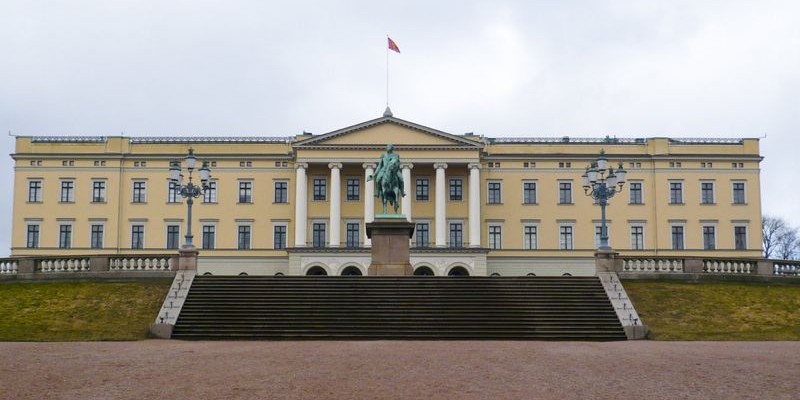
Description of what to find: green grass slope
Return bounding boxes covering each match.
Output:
[624,281,800,340]
[0,280,171,341]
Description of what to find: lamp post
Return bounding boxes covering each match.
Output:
[169,148,211,249]
[582,150,627,251]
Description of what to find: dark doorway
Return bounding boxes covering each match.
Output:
[341,266,363,276]
[413,266,435,276]
[306,266,328,276]
[447,266,469,276]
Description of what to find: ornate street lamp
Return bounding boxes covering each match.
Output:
[582,150,627,251]
[169,148,212,249]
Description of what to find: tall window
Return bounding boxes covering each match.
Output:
[237,181,252,203]
[60,180,75,202]
[132,181,147,203]
[131,225,145,249]
[630,226,644,250]
[449,222,463,248]
[629,182,643,204]
[449,178,463,201]
[523,182,537,204]
[416,178,429,201]
[346,222,360,247]
[28,180,42,202]
[90,224,104,249]
[558,182,572,204]
[92,181,106,203]
[166,225,180,249]
[732,182,746,204]
[203,181,217,203]
[488,225,502,249]
[238,225,251,250]
[346,178,360,201]
[26,224,40,248]
[58,225,72,249]
[669,182,683,204]
[487,182,502,204]
[273,225,287,249]
[701,182,715,204]
[671,226,684,250]
[523,225,537,250]
[703,226,716,250]
[559,226,574,250]
[312,223,326,248]
[202,225,216,249]
[274,181,288,203]
[167,181,180,203]
[313,178,327,201]
[415,223,430,247]
[734,226,747,250]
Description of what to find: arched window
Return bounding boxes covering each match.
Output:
[490,272,501,277]
[306,266,328,276]
[413,266,435,276]
[526,272,536,277]
[562,273,573,277]
[340,266,363,276]
[447,266,469,276]
[274,272,285,276]
[202,272,213,276]
[238,272,248,276]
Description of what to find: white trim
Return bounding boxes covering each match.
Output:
[486,179,503,204]
[701,222,718,250]
[558,222,575,250]
[131,179,147,203]
[521,222,539,250]
[669,222,686,250]
[731,179,747,204]
[628,223,646,250]
[88,221,106,249]
[311,176,328,201]
[521,179,538,204]
[165,223,182,250]
[487,222,503,250]
[732,222,749,250]
[273,179,290,203]
[627,179,644,204]
[271,221,289,249]
[699,179,716,204]
[130,222,146,249]
[25,222,41,248]
[236,222,253,250]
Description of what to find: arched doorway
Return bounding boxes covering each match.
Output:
[447,266,470,276]
[413,266,435,276]
[306,266,328,276]
[340,266,363,276]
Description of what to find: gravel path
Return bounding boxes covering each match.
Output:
[1,341,798,399]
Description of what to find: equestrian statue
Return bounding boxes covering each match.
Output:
[368,144,406,214]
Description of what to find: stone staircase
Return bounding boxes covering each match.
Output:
[171,276,626,340]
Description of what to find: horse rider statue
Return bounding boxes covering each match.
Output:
[367,144,406,214]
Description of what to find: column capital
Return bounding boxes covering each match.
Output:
[401,162,414,170]
[362,162,377,170]
[295,162,309,170]
[433,162,448,170]
[328,162,343,170]
[468,162,481,170]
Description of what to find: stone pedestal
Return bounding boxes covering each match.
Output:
[177,246,199,271]
[595,249,620,273]
[366,217,415,276]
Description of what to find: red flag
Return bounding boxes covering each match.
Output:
[388,37,400,53]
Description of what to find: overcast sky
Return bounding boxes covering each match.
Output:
[1,1,798,256]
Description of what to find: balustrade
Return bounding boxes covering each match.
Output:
[109,256,173,271]
[621,258,683,273]
[39,258,91,272]
[0,259,18,274]
[703,259,754,274]
[773,261,800,276]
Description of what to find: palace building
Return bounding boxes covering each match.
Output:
[10,111,764,276]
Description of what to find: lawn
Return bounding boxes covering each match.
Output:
[0,279,171,341]
[624,280,800,340]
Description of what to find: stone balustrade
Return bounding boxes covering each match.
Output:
[110,256,173,271]
[703,259,754,274]
[621,258,684,273]
[615,255,799,278]
[773,260,800,276]
[0,254,178,276]
[0,259,19,274]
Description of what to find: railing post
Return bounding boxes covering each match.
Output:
[17,258,36,274]
[756,260,774,276]
[178,248,199,271]
[594,249,618,273]
[90,256,110,272]
[684,258,704,273]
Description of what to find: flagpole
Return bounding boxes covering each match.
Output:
[386,35,389,107]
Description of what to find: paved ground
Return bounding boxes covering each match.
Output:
[1,341,798,400]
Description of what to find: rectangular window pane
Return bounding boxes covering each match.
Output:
[168,181,180,203]
[346,223,360,247]
[312,223,326,248]
[132,181,146,203]
[275,181,288,203]
[26,225,40,248]
[238,226,251,250]
[28,181,42,202]
[559,182,572,204]
[415,223,430,247]
[60,181,74,202]
[488,225,502,249]
[90,224,104,249]
[670,182,683,204]
[449,223,463,248]
[313,179,327,201]
[487,182,501,204]
[523,226,537,250]
[733,182,746,204]
[239,182,252,203]
[92,181,106,202]
[523,182,537,204]
[629,182,642,204]
[701,182,714,204]
[735,226,747,250]
[346,179,360,201]
[703,226,716,250]
[203,181,217,203]
[449,179,462,201]
[631,226,644,250]
[59,225,72,249]
[672,226,684,250]
[273,225,287,249]
[131,225,144,249]
[202,226,215,249]
[416,178,429,201]
[560,226,573,250]
[166,225,180,249]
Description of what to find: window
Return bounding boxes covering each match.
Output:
[346,222,360,247]
[274,181,288,203]
[28,180,42,202]
[523,161,536,168]
[92,181,106,203]
[488,225,502,249]
[273,225,287,249]
[26,225,40,248]
[167,181,180,203]
[312,223,326,248]
[671,226,684,250]
[449,222,463,248]
[203,181,217,203]
[558,162,572,168]
[523,182,537,204]
[703,226,716,250]
[58,225,72,249]
[732,182,746,204]
[669,182,683,204]
[60,180,75,202]
[630,226,644,250]
[202,225,216,249]
[559,226,574,250]
[346,178,360,201]
[523,225,537,250]
[90,224,104,249]
[487,182,502,204]
[415,223,430,247]
[313,178,327,201]
[238,225,251,250]
[558,182,572,204]
[701,182,715,204]
[629,182,643,204]
[669,161,682,168]
[239,181,253,203]
[131,225,145,249]
[449,178,463,201]
[732,162,744,169]
[735,226,747,250]
[132,181,147,203]
[166,225,180,249]
[416,178,429,201]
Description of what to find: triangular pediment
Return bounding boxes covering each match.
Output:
[294,116,483,148]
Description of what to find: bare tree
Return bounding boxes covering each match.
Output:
[776,227,800,260]
[762,215,786,258]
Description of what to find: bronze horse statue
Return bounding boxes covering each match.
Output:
[368,144,406,214]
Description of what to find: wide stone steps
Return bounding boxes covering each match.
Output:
[171,276,626,340]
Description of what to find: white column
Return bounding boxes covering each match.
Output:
[328,163,342,247]
[434,162,448,247]
[468,163,481,248]
[401,163,413,221]
[294,163,308,247]
[363,163,376,247]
